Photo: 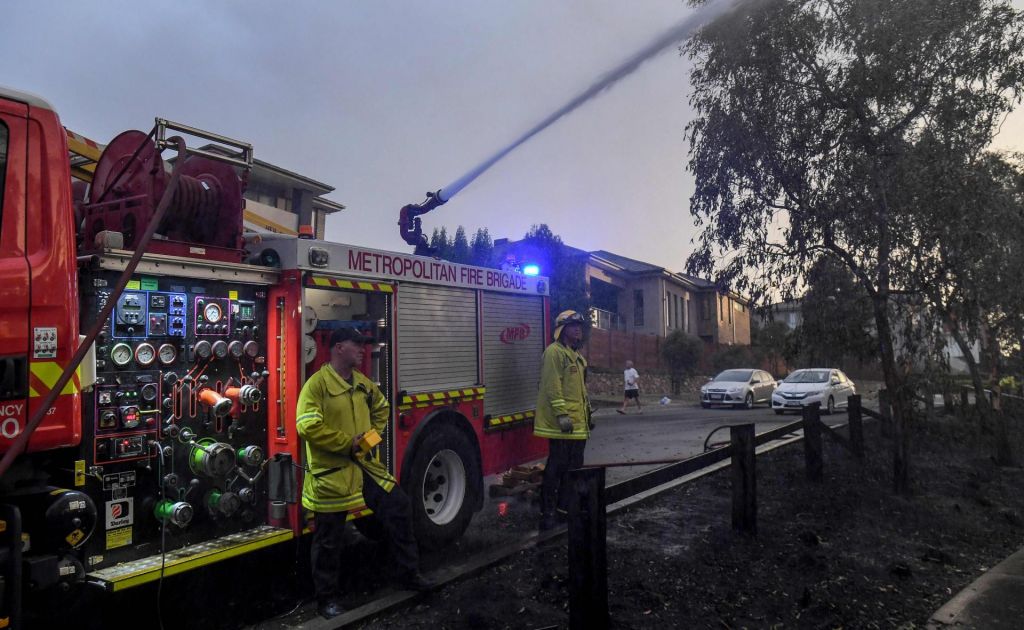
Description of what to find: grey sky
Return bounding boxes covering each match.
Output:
[4,1,1023,272]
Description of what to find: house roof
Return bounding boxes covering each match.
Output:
[589,250,663,274]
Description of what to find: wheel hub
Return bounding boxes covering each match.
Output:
[420,449,466,526]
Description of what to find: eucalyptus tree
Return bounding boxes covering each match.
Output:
[684,0,1024,491]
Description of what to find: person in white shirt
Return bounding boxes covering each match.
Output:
[618,360,642,414]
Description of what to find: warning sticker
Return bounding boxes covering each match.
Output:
[66,528,85,547]
[105,498,134,530]
[106,527,132,550]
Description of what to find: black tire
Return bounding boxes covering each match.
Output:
[774,409,785,415]
[742,393,754,410]
[352,514,386,541]
[403,424,480,550]
[826,396,835,415]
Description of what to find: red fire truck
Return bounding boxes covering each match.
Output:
[0,85,549,627]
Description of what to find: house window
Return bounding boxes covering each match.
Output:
[719,296,725,321]
[634,290,644,327]
[728,298,733,323]
[702,296,711,320]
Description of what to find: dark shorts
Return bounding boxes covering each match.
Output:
[625,389,639,399]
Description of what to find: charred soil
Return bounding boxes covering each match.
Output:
[359,413,1024,629]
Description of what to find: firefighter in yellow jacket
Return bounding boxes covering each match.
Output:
[535,309,592,531]
[296,327,428,619]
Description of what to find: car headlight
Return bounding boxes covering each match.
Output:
[807,390,823,397]
[727,387,742,394]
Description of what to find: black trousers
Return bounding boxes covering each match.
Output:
[311,473,419,603]
[540,438,587,517]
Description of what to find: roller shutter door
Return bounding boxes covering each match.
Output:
[397,284,478,393]
[481,292,545,417]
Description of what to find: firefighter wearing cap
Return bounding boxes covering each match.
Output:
[296,327,428,619]
[535,309,592,531]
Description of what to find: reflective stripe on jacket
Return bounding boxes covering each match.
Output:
[534,341,590,440]
[296,364,395,513]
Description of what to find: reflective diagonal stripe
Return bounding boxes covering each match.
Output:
[29,362,81,397]
[306,276,395,293]
[397,387,486,410]
[487,410,535,428]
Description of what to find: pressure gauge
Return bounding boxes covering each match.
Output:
[194,340,212,360]
[212,340,229,359]
[228,340,244,359]
[110,343,133,368]
[158,343,177,365]
[303,335,317,364]
[134,342,156,367]
[243,340,259,358]
[203,302,223,324]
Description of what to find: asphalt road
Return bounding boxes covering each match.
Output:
[584,401,809,484]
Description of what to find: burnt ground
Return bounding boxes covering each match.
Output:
[356,411,1024,629]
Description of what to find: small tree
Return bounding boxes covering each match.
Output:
[752,320,791,377]
[661,331,703,394]
[710,344,756,374]
[521,224,589,317]
[451,226,471,264]
[470,228,494,267]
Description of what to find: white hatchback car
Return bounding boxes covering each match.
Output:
[700,369,778,409]
[771,368,855,415]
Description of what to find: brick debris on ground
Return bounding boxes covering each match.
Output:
[358,415,1024,629]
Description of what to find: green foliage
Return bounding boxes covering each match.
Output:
[710,344,756,374]
[662,331,703,393]
[793,257,875,366]
[752,320,792,376]
[521,224,590,318]
[451,226,471,264]
[683,0,1024,454]
[470,228,494,267]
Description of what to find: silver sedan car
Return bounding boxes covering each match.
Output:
[771,368,856,415]
[700,369,778,409]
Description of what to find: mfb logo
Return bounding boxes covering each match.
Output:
[499,323,531,344]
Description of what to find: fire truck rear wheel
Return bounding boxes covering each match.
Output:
[405,426,480,550]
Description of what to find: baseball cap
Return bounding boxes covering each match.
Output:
[329,327,375,346]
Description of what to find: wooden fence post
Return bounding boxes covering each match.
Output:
[802,403,823,482]
[879,388,892,437]
[568,467,608,630]
[847,394,864,460]
[730,424,757,535]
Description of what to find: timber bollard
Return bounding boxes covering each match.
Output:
[848,395,864,460]
[567,467,608,630]
[802,403,823,481]
[730,423,757,535]
[879,389,893,437]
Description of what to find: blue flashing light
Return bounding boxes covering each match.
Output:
[522,264,540,276]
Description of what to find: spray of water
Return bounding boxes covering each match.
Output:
[437,0,746,202]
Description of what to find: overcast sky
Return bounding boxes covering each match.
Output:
[4,1,1023,273]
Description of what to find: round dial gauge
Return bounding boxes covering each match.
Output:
[134,343,156,367]
[203,302,223,324]
[228,340,244,358]
[243,340,259,358]
[110,343,133,367]
[194,340,212,360]
[158,343,177,365]
[212,340,229,359]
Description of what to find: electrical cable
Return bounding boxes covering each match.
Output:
[153,440,168,630]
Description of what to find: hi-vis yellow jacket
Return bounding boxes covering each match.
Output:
[296,364,396,513]
[534,341,591,440]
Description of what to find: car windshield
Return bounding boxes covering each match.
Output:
[714,369,752,382]
[784,370,829,384]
